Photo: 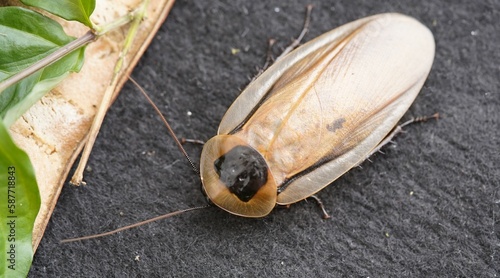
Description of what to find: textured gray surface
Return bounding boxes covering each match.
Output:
[30,1,499,277]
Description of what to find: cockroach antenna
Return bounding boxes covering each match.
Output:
[129,77,199,174]
[61,78,211,243]
[61,206,210,243]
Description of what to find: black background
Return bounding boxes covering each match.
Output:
[30,0,499,277]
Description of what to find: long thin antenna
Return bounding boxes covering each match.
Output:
[61,205,210,243]
[129,77,199,174]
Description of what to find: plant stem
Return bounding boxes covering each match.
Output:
[0,31,95,93]
[70,0,152,185]
[0,8,139,94]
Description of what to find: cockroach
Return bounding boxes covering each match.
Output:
[200,12,435,217]
[63,10,436,242]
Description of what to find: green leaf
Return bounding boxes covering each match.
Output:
[0,121,41,278]
[21,0,96,28]
[0,7,85,127]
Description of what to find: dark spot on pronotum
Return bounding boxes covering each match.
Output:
[214,145,268,202]
[326,118,346,132]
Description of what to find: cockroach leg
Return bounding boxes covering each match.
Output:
[368,112,440,158]
[307,194,331,219]
[276,4,313,61]
[256,39,277,75]
[253,5,313,80]
[276,204,292,211]
[399,112,440,129]
[180,138,205,145]
[251,39,276,81]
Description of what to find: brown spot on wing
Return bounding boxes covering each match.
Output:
[326,118,346,132]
